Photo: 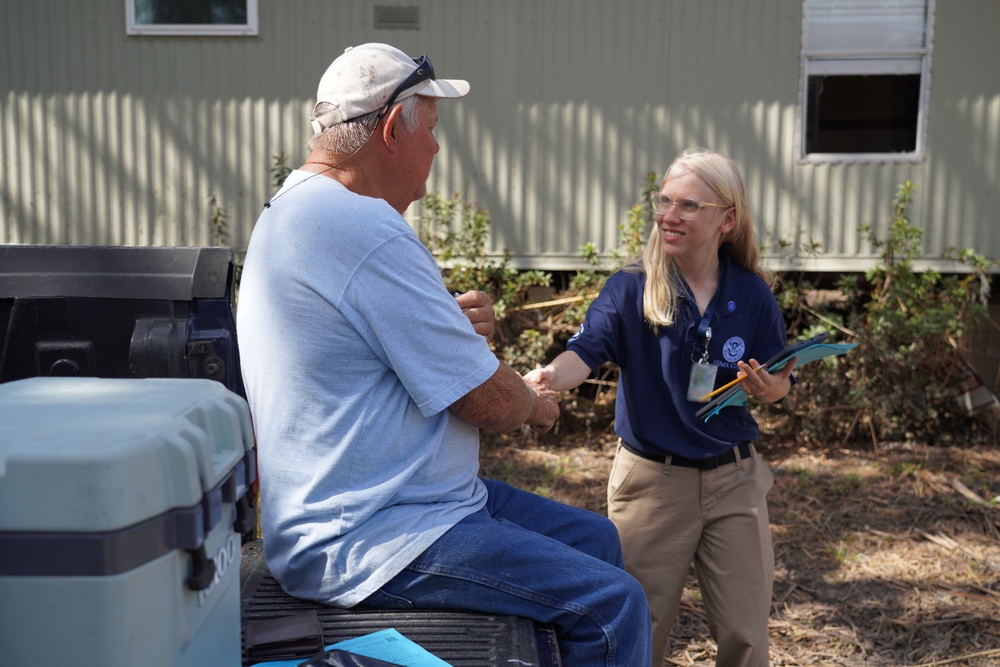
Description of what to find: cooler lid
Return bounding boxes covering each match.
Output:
[0,377,254,533]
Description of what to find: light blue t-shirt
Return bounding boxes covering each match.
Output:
[237,171,499,606]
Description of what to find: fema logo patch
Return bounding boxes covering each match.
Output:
[723,337,745,363]
[568,323,584,344]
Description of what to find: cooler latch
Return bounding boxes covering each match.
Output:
[185,546,217,591]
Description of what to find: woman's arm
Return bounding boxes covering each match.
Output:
[523,350,593,392]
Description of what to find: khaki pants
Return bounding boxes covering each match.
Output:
[607,442,774,667]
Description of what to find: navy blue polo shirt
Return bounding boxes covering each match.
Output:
[567,249,786,460]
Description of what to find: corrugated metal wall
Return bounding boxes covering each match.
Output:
[2,0,998,271]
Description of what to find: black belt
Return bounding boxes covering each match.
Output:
[621,440,753,470]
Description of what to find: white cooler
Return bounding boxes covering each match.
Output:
[0,377,256,667]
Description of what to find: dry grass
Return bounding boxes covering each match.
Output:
[479,410,1000,667]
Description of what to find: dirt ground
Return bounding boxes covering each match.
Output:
[479,407,1000,666]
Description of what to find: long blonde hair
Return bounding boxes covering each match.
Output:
[634,147,767,329]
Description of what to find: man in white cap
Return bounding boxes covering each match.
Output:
[237,43,652,666]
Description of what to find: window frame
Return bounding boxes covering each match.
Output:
[797,0,935,164]
[125,0,259,36]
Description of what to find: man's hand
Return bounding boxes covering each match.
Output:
[454,290,495,343]
[450,366,559,434]
[523,376,560,433]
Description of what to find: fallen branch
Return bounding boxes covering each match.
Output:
[909,647,1000,666]
[800,303,859,338]
[508,293,599,312]
[950,478,989,506]
[920,530,959,551]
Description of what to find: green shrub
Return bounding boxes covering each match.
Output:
[772,181,993,446]
[420,179,996,447]
[208,194,229,246]
[244,156,995,448]
[271,153,292,190]
[417,193,551,372]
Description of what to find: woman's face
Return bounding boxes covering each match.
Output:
[653,170,734,262]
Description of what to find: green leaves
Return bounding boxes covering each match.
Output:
[775,180,995,446]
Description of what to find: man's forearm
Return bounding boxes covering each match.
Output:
[450,364,553,432]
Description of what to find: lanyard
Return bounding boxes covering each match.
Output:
[690,275,723,363]
[692,300,715,363]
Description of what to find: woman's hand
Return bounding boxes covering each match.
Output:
[736,357,796,403]
[523,351,592,392]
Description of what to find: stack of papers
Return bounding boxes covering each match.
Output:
[252,628,452,667]
[696,332,858,422]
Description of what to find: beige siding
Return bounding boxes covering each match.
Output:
[2,0,998,271]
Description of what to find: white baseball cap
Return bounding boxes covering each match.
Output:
[311,43,470,133]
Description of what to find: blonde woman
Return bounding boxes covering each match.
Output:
[527,148,793,666]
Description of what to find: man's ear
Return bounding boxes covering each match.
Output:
[380,105,405,153]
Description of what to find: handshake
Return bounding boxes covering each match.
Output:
[522,353,590,433]
[454,289,581,435]
[522,365,560,434]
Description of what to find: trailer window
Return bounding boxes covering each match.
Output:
[126,0,258,36]
[799,0,933,163]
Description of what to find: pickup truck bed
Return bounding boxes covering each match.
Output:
[0,244,563,667]
[240,541,562,666]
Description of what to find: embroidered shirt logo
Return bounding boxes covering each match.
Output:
[723,337,745,363]
[727,300,736,312]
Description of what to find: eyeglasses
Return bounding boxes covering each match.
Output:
[650,192,730,220]
[375,54,436,122]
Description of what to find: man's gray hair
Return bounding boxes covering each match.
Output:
[308,95,426,154]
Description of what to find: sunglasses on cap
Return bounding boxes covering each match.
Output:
[374,54,435,122]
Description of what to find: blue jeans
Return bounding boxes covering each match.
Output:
[356,478,652,666]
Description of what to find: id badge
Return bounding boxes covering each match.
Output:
[687,361,718,402]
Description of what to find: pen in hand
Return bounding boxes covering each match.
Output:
[699,364,767,402]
